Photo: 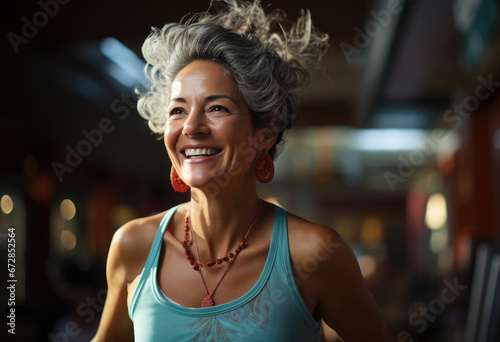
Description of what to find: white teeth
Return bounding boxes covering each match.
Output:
[184,148,220,157]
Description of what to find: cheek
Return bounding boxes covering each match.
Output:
[214,119,254,144]
[164,123,180,155]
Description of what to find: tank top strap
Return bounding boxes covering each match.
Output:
[272,204,319,327]
[143,204,181,272]
[128,204,181,317]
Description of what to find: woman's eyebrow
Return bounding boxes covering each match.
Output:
[170,97,187,103]
[205,94,238,106]
[170,95,238,105]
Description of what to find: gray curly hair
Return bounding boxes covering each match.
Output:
[137,0,329,159]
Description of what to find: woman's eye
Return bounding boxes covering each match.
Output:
[169,108,185,115]
[210,105,228,113]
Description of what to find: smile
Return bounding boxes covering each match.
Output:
[183,148,221,158]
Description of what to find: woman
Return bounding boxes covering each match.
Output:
[93,1,391,341]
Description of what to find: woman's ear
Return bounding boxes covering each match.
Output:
[255,125,279,152]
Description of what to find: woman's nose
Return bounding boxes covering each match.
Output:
[182,109,209,137]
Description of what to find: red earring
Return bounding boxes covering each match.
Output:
[255,150,274,183]
[171,166,189,192]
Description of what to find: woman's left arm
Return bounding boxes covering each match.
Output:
[293,224,392,341]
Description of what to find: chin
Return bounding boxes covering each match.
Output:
[185,176,216,189]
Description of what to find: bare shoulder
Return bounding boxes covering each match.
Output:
[286,211,391,340]
[113,213,164,259]
[286,212,349,268]
[108,209,171,285]
[286,211,363,302]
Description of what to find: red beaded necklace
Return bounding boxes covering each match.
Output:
[182,201,261,307]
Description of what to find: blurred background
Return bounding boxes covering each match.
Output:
[1,0,500,341]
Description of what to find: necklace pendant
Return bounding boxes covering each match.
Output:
[201,295,214,307]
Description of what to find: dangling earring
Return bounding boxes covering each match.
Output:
[171,166,189,192]
[255,150,274,183]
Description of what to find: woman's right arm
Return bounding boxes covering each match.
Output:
[92,219,156,341]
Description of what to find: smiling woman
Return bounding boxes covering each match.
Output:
[165,60,257,192]
[92,1,391,341]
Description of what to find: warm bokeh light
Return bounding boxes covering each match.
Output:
[358,255,377,278]
[361,218,383,245]
[60,230,77,250]
[425,193,447,230]
[1,195,14,214]
[60,199,76,220]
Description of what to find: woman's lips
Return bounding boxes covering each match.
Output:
[181,147,222,163]
[184,147,221,158]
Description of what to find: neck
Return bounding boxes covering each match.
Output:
[188,184,260,261]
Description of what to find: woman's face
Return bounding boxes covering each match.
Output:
[165,60,260,191]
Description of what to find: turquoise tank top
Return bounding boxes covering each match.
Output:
[129,204,321,341]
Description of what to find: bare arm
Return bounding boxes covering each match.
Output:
[313,229,391,341]
[92,217,158,341]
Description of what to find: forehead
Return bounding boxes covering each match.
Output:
[170,60,238,97]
